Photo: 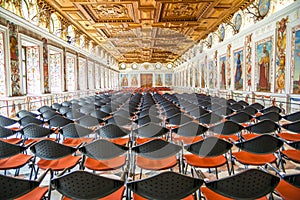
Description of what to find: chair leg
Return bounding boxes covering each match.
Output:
[139,168,143,179]
[34,167,40,180]
[215,168,218,179]
[230,159,235,174]
[184,163,188,174]
[226,160,231,175]
[14,168,20,176]
[29,157,36,180]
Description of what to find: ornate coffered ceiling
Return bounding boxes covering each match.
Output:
[46,0,253,63]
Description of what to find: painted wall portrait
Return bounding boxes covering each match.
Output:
[292,26,300,94]
[208,60,215,88]
[165,74,173,86]
[219,55,226,89]
[256,37,272,92]
[120,74,128,87]
[155,74,163,86]
[130,74,138,86]
[234,48,244,90]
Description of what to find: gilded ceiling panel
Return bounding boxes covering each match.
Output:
[45,0,254,63]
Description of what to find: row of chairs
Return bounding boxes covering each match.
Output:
[3,164,300,200]
[3,167,299,200]
[0,90,299,199]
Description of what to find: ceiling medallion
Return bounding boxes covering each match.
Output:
[234,13,242,33]
[97,4,128,18]
[258,0,271,17]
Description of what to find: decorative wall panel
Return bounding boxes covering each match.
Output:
[275,17,288,93]
[255,37,273,92]
[245,34,252,91]
[219,55,226,90]
[0,32,6,96]
[9,22,22,96]
[233,48,244,90]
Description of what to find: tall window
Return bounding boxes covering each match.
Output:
[49,52,62,92]
[26,46,41,94]
[95,63,100,89]
[100,66,104,89]
[21,0,38,24]
[88,61,94,89]
[78,58,87,90]
[66,55,76,91]
[67,25,75,45]
[0,32,6,96]
[50,13,61,37]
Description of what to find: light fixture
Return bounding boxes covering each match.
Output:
[167,63,173,69]
[155,63,162,69]
[120,63,126,69]
[132,63,138,69]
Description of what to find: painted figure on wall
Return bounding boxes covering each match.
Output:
[42,38,50,93]
[256,38,272,92]
[275,17,288,93]
[276,55,285,92]
[292,27,300,94]
[227,44,232,89]
[156,74,162,86]
[258,44,271,91]
[245,34,252,91]
[10,35,18,60]
[219,56,226,89]
[234,49,243,90]
[121,74,128,87]
[131,74,138,86]
[8,22,22,96]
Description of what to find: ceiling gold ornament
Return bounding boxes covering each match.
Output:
[96,4,128,18]
[44,0,254,63]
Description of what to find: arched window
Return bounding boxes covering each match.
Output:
[67,25,75,44]
[79,35,85,49]
[50,13,61,37]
